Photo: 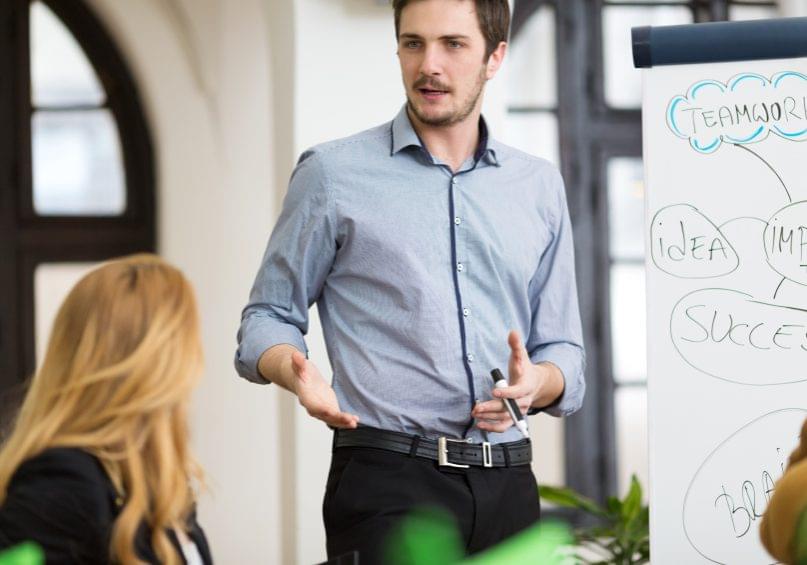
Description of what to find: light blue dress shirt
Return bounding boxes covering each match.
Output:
[235,105,585,444]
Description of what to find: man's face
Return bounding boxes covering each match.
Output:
[397,0,503,127]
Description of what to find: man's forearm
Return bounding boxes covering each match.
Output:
[257,344,300,393]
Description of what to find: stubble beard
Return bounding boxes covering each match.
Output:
[407,67,487,127]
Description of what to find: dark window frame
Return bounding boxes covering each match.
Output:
[0,0,155,413]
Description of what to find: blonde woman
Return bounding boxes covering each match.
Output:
[0,254,211,565]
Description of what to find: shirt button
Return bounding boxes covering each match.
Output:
[454,217,461,225]
[466,353,474,363]
[451,177,458,185]
[457,262,464,272]
[462,308,470,317]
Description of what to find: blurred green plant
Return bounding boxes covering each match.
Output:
[0,542,44,565]
[539,474,649,565]
[384,506,572,565]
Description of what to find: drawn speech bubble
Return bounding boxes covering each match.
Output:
[671,288,807,385]
[651,204,739,279]
[683,408,806,564]
[764,200,807,287]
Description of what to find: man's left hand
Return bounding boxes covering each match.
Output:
[471,330,563,433]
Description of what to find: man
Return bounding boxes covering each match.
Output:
[235,0,585,562]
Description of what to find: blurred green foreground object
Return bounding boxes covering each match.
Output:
[0,542,44,565]
[384,507,572,565]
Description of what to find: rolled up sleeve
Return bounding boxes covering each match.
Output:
[235,150,337,384]
[526,168,586,416]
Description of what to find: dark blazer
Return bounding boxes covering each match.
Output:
[0,447,213,564]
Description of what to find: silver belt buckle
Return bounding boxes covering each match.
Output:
[438,436,471,468]
[482,441,493,468]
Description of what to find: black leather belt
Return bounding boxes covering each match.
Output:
[334,426,532,469]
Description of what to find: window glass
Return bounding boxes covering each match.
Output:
[30,1,105,107]
[507,7,556,108]
[608,157,645,261]
[32,109,126,215]
[502,112,559,165]
[603,6,692,108]
[728,5,780,20]
[610,264,647,384]
[615,386,649,498]
[34,262,99,365]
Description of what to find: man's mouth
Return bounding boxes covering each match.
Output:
[418,87,449,100]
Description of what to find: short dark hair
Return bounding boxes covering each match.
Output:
[392,0,511,61]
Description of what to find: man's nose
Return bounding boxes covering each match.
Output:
[418,44,443,76]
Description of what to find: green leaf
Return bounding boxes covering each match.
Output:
[622,475,643,523]
[384,507,464,565]
[541,479,651,565]
[539,485,606,517]
[626,507,650,538]
[607,496,622,517]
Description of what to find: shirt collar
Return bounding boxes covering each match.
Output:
[390,104,500,167]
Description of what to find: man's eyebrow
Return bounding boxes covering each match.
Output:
[398,33,472,41]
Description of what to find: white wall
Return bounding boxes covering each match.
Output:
[84,0,282,563]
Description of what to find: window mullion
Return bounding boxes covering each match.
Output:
[710,0,730,20]
[554,0,620,510]
[0,0,28,421]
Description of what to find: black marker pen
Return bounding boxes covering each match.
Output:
[490,368,529,439]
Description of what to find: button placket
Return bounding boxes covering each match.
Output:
[452,175,477,371]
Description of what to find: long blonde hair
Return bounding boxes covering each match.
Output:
[0,254,204,565]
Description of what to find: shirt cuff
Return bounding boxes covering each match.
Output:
[235,317,307,384]
[529,343,585,417]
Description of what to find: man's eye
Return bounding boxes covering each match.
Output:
[448,41,463,49]
[405,41,420,48]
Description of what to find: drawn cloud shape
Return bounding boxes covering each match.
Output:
[764,200,807,287]
[671,288,807,385]
[651,204,739,278]
[667,71,807,154]
[683,408,806,564]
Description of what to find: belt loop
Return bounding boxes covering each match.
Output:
[409,435,420,457]
[332,429,339,452]
[502,444,512,467]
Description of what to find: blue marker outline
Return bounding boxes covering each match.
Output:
[773,125,807,139]
[729,73,767,91]
[667,97,687,138]
[724,125,765,144]
[690,80,724,99]
[773,71,807,87]
[692,137,720,153]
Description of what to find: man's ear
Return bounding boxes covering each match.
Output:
[485,41,507,80]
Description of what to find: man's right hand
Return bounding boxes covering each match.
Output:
[290,350,359,429]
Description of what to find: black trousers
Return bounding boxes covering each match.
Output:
[322,445,541,564]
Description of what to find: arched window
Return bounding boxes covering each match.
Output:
[0,0,154,412]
